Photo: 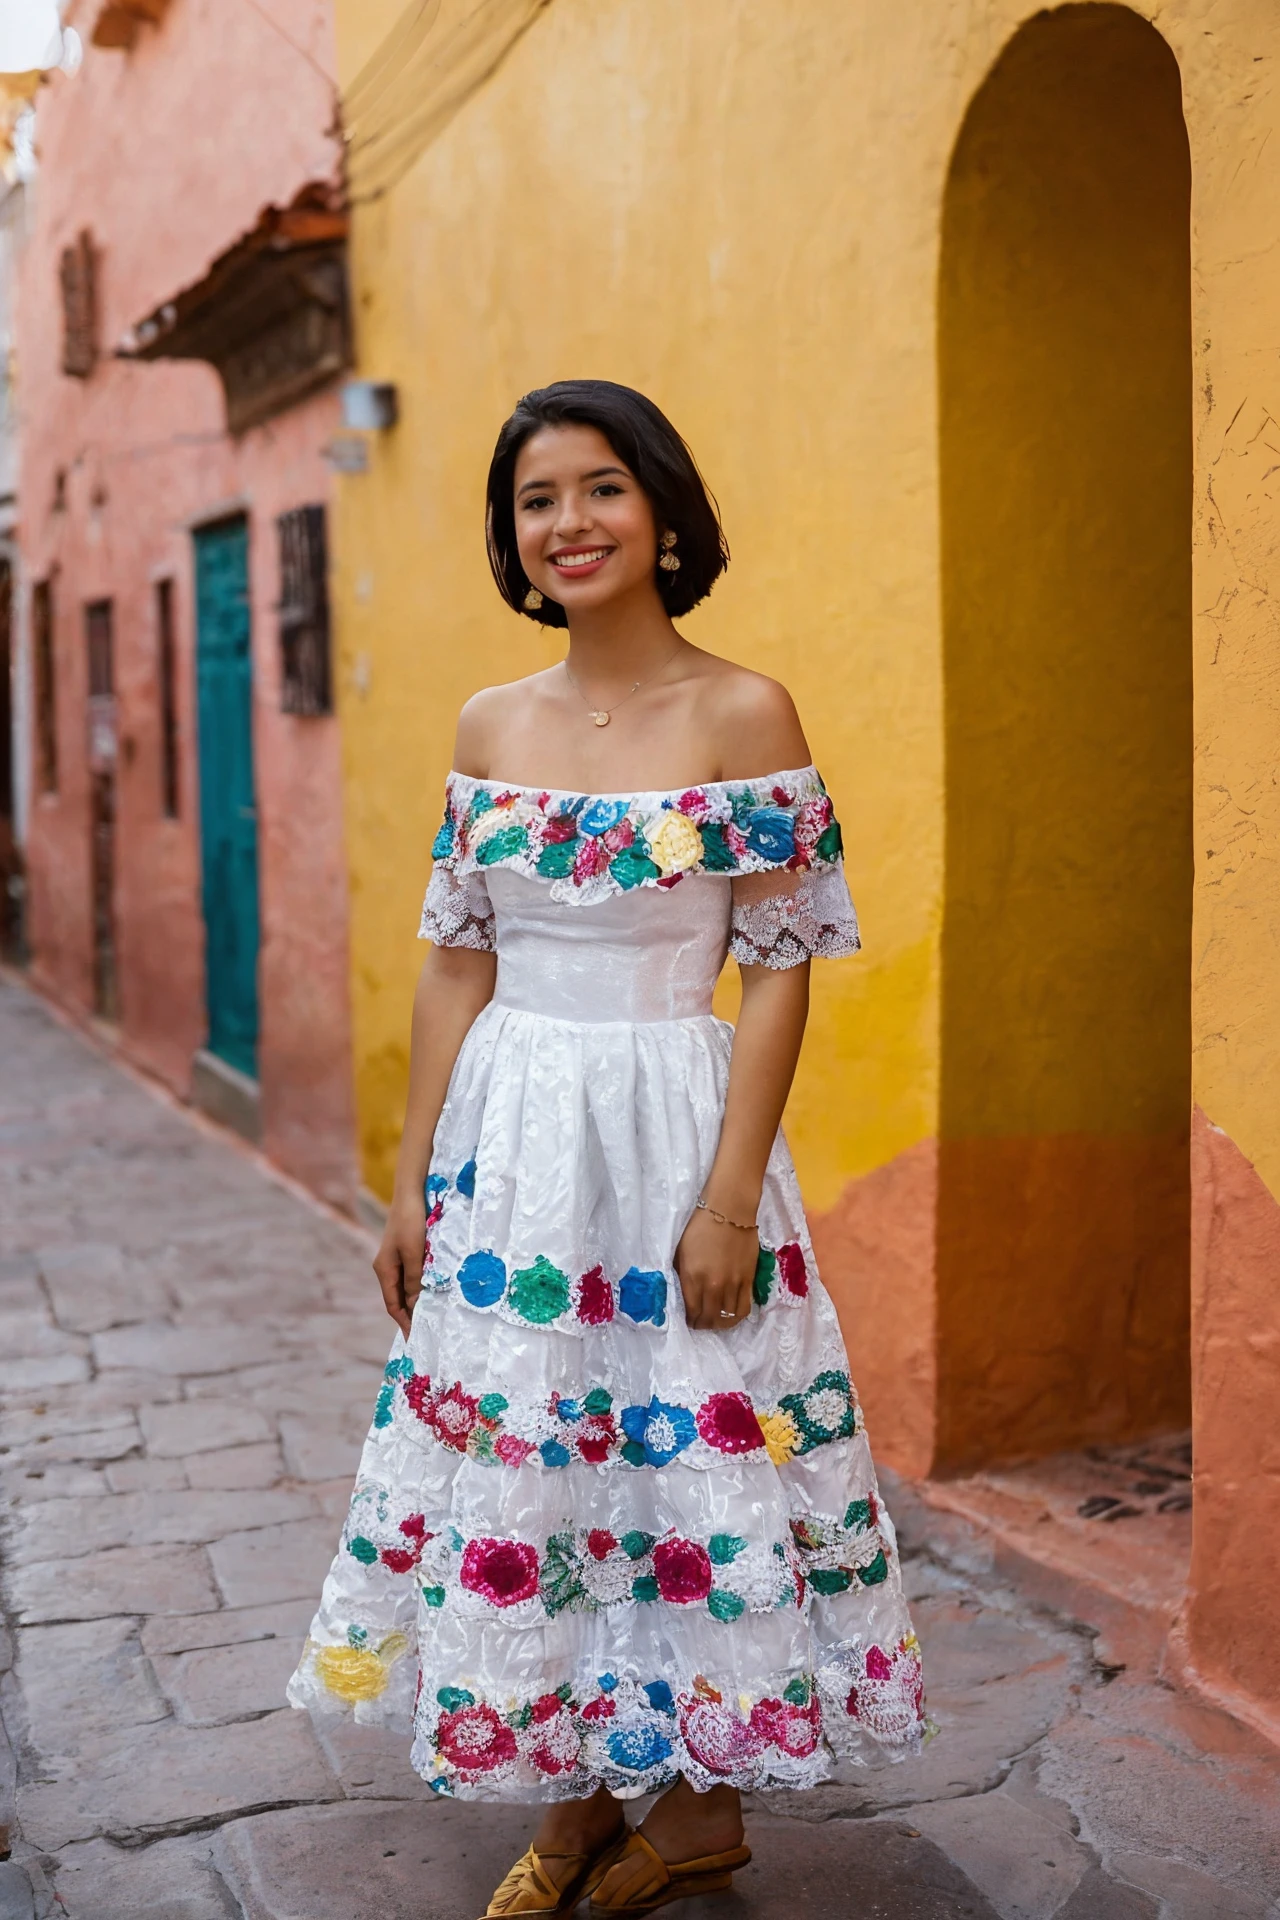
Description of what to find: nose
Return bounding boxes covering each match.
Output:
[552,490,592,540]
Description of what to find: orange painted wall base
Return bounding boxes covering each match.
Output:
[1187,1108,1280,1715]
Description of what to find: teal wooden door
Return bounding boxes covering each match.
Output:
[194,517,260,1078]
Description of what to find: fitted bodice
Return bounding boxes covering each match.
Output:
[487,867,731,1024]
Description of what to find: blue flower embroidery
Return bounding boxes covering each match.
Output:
[425,1173,448,1199]
[618,1267,667,1326]
[621,1397,695,1466]
[607,1723,675,1772]
[745,806,796,861]
[539,1439,572,1467]
[578,798,630,837]
[643,1680,676,1714]
[431,813,455,860]
[457,1250,506,1308]
[455,1158,477,1199]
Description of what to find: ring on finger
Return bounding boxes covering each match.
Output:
[718,1308,736,1320]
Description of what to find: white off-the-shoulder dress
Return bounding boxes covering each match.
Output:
[288,766,926,1800]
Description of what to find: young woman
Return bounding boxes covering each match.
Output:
[289,382,925,1917]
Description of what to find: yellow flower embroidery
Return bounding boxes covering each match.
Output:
[314,1631,410,1702]
[758,1408,800,1465]
[648,810,704,876]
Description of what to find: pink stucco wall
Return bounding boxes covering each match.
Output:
[18,0,357,1208]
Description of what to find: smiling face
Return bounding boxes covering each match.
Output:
[513,423,662,617]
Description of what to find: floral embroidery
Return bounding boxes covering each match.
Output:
[431,767,844,908]
[816,1633,926,1746]
[460,1537,541,1608]
[695,1392,766,1454]
[379,1364,861,1472]
[420,1238,815,1332]
[339,1495,809,1624]
[311,1631,410,1703]
[778,1370,860,1452]
[751,1239,811,1305]
[410,1660,920,1797]
[342,1483,436,1575]
[789,1497,889,1595]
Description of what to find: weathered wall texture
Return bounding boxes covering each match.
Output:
[332,0,1280,1720]
[21,0,357,1206]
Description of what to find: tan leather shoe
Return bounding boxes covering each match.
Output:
[479,1826,629,1919]
[588,1830,752,1915]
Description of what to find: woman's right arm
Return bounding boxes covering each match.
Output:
[373,942,497,1337]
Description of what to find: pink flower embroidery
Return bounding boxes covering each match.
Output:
[777,1242,809,1297]
[695,1392,765,1455]
[574,837,611,882]
[678,788,711,822]
[494,1433,536,1467]
[587,1529,617,1561]
[530,1710,582,1776]
[602,819,635,854]
[531,1691,564,1724]
[380,1515,429,1575]
[575,1265,614,1325]
[793,795,832,850]
[430,1383,479,1451]
[575,1413,617,1464]
[459,1537,540,1607]
[542,812,578,843]
[436,1702,518,1773]
[653,1537,712,1604]
[749,1696,820,1757]
[582,1694,615,1722]
[404,1373,434,1424]
[865,1645,892,1681]
[723,821,748,859]
[680,1698,764,1775]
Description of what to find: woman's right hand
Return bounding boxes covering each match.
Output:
[373,1195,427,1340]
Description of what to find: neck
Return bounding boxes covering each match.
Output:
[563,581,682,693]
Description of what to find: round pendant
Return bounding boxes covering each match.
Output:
[591,711,610,727]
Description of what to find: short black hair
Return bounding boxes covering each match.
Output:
[485,380,729,626]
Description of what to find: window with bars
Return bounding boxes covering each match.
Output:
[60,230,98,379]
[277,504,331,716]
[86,600,114,698]
[33,579,57,793]
[156,578,179,817]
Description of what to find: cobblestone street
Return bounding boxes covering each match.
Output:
[0,975,1277,1920]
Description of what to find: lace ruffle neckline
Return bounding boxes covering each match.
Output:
[432,765,844,906]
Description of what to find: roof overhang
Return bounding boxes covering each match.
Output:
[119,185,350,436]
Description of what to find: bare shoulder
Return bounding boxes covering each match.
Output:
[451,668,559,778]
[691,655,811,781]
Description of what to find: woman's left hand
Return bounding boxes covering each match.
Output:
[673,1205,758,1330]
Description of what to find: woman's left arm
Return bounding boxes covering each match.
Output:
[674,958,810,1328]
[674,667,816,1330]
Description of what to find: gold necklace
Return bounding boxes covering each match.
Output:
[563,642,683,728]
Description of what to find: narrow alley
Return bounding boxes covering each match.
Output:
[0,975,1276,1920]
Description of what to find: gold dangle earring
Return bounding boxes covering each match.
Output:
[658,529,681,572]
[523,585,544,611]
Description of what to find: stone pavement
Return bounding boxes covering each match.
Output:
[0,974,1276,1920]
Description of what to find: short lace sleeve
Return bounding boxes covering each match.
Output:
[729,864,861,970]
[418,864,496,951]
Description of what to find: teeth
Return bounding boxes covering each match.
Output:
[552,549,609,568]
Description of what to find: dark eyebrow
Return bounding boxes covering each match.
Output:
[516,465,630,497]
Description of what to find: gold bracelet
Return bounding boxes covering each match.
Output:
[695,1195,758,1234]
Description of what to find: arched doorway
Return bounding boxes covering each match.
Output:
[936,5,1192,1470]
